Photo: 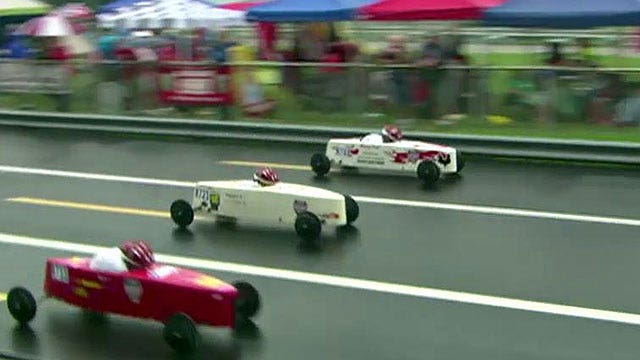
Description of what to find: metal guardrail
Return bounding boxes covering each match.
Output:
[0,110,638,165]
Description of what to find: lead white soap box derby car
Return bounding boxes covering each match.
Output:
[310,133,465,185]
[170,180,359,243]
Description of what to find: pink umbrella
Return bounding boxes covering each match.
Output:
[52,3,94,20]
[15,15,76,37]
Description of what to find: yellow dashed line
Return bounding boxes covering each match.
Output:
[6,197,169,218]
[220,160,311,171]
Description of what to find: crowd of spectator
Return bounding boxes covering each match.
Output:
[1,19,640,126]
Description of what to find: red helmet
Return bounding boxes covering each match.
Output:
[120,240,155,269]
[382,125,403,142]
[253,167,279,186]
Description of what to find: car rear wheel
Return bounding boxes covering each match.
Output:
[295,211,322,242]
[7,287,37,325]
[343,194,359,225]
[310,153,331,177]
[417,160,440,185]
[163,312,200,353]
[233,281,261,321]
[170,200,194,228]
[456,152,466,173]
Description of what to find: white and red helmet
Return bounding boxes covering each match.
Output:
[253,167,280,186]
[381,125,403,142]
[120,240,155,269]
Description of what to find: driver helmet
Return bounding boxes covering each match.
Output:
[381,125,403,142]
[120,240,155,269]
[253,167,280,186]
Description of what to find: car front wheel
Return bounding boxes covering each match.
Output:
[233,281,261,321]
[310,153,331,177]
[163,312,200,353]
[7,287,37,325]
[417,160,440,185]
[170,200,194,228]
[295,211,322,242]
[343,194,359,225]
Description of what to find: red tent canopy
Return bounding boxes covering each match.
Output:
[219,1,267,11]
[358,0,505,21]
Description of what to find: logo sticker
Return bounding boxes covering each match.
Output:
[123,279,143,304]
[293,200,308,214]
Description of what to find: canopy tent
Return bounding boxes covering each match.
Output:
[98,0,150,14]
[219,1,266,11]
[15,14,76,36]
[482,0,640,28]
[358,0,504,21]
[246,0,377,22]
[103,0,246,29]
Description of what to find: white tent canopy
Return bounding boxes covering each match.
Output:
[98,0,246,29]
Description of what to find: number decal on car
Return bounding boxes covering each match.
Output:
[52,264,69,283]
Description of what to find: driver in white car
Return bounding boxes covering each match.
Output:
[361,124,404,144]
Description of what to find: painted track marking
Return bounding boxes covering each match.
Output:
[2,232,640,326]
[220,160,311,171]
[7,197,168,218]
[1,164,639,227]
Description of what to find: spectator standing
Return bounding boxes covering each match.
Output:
[416,35,444,119]
[379,35,410,110]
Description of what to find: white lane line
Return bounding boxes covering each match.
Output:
[0,165,194,188]
[1,164,639,227]
[354,196,640,227]
[2,232,640,326]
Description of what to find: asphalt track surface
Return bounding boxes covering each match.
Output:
[0,128,639,359]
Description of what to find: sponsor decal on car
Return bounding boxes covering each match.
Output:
[293,200,308,214]
[148,266,178,279]
[320,212,340,219]
[333,145,359,157]
[75,279,102,289]
[73,287,88,298]
[195,275,225,289]
[124,278,143,304]
[392,150,447,164]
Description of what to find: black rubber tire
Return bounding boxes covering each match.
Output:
[163,312,199,353]
[294,211,322,242]
[170,200,194,228]
[7,287,37,325]
[233,281,261,320]
[456,152,466,173]
[310,153,331,177]
[343,194,359,225]
[417,160,440,185]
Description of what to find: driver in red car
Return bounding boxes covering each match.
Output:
[89,240,155,273]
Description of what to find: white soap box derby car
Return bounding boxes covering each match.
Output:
[170,180,358,243]
[310,131,465,185]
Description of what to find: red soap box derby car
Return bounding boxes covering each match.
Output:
[6,256,260,352]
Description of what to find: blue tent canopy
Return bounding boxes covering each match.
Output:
[246,0,377,22]
[483,0,640,28]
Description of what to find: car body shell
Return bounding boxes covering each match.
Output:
[326,137,459,173]
[191,180,348,226]
[43,257,238,328]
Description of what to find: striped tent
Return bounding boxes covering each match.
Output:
[101,0,246,29]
